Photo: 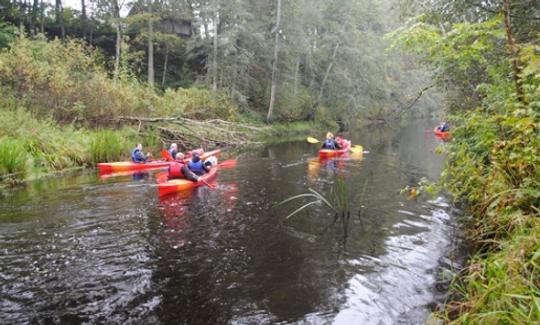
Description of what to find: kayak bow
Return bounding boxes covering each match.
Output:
[319,143,351,158]
[158,167,218,196]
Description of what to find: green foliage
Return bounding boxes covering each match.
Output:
[387,15,508,111]
[159,88,237,121]
[391,13,540,324]
[0,136,28,180]
[0,19,16,49]
[0,108,142,182]
[89,130,128,164]
[0,36,238,125]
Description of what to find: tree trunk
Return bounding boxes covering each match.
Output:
[293,56,300,97]
[31,0,38,34]
[502,0,525,103]
[318,42,339,103]
[161,44,169,88]
[211,5,219,91]
[147,1,155,85]
[266,0,282,123]
[81,0,87,40]
[113,0,121,80]
[40,0,44,33]
[55,0,65,40]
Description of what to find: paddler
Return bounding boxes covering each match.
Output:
[167,152,187,180]
[335,135,349,149]
[437,121,450,132]
[321,132,341,150]
[180,153,218,182]
[169,143,179,160]
[131,143,152,163]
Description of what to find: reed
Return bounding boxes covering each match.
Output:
[89,130,127,164]
[0,136,28,180]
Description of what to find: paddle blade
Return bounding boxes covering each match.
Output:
[201,179,215,189]
[218,159,237,169]
[161,149,174,161]
[349,145,364,154]
[307,137,320,144]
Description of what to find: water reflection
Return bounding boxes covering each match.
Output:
[0,121,459,324]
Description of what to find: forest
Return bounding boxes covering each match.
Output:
[0,0,539,323]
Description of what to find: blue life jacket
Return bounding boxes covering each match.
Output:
[440,123,450,132]
[323,139,336,149]
[188,160,205,175]
[169,149,177,160]
[131,148,146,163]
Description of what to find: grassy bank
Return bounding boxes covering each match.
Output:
[388,16,540,323]
[438,110,539,323]
[0,108,141,185]
[0,107,328,185]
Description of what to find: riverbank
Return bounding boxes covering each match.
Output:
[438,110,539,323]
[0,107,330,187]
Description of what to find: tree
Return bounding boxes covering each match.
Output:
[266,0,281,123]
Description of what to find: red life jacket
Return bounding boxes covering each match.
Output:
[168,162,185,179]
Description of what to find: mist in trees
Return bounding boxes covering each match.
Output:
[0,0,438,123]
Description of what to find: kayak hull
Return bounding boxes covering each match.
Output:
[433,129,451,138]
[97,161,170,174]
[158,167,218,196]
[97,149,221,174]
[319,144,351,158]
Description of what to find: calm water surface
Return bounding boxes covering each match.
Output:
[0,122,461,324]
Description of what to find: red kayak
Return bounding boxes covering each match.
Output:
[97,149,221,174]
[319,143,351,158]
[433,129,451,138]
[157,167,218,196]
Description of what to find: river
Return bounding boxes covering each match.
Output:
[0,121,462,324]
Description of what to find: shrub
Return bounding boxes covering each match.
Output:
[0,136,28,179]
[89,130,127,163]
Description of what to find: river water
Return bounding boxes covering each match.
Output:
[0,121,462,324]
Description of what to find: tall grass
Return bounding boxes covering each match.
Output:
[89,130,127,164]
[0,136,28,179]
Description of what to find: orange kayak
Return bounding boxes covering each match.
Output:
[158,167,218,196]
[319,143,351,158]
[97,149,221,174]
[433,129,451,138]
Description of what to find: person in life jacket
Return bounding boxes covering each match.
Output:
[175,152,185,161]
[131,143,151,163]
[437,121,450,132]
[322,132,341,150]
[169,143,178,160]
[181,153,205,182]
[180,154,218,182]
[335,135,350,149]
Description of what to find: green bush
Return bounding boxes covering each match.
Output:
[0,136,28,179]
[89,130,127,164]
[0,35,238,125]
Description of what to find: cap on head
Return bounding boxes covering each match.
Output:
[175,152,184,160]
[171,143,178,149]
[326,132,334,139]
[192,153,200,163]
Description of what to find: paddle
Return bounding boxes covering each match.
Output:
[161,149,174,161]
[218,159,237,169]
[199,178,216,189]
[307,136,321,144]
[306,137,364,154]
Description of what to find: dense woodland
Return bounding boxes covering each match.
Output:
[0,0,437,124]
[0,0,539,323]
